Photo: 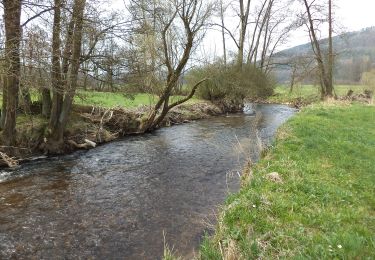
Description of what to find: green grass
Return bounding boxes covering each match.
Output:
[0,85,366,109]
[74,91,200,109]
[268,84,368,104]
[200,103,375,259]
[0,90,200,109]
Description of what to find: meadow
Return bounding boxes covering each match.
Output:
[200,102,375,259]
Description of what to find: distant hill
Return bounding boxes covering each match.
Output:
[272,27,375,84]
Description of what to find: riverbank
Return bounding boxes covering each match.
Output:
[249,84,372,108]
[199,102,375,259]
[0,100,236,167]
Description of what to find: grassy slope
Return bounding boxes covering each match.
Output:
[200,103,375,259]
[268,84,367,104]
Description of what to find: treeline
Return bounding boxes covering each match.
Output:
[0,0,219,152]
[273,27,375,85]
[0,0,344,153]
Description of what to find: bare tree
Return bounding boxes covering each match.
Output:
[128,0,214,132]
[301,0,334,98]
[79,4,128,91]
[216,0,295,73]
[287,54,315,92]
[245,0,296,74]
[20,25,51,116]
[247,0,270,65]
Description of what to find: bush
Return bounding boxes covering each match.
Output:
[186,61,274,102]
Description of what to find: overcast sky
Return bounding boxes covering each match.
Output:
[285,0,375,48]
[337,0,374,31]
[110,0,375,57]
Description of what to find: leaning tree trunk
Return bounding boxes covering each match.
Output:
[2,0,22,146]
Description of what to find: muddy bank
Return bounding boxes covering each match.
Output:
[0,100,241,167]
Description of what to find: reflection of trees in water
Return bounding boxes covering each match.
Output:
[231,111,264,164]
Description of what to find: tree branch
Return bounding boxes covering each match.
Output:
[22,7,54,27]
[167,77,207,110]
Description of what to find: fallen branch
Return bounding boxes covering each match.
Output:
[0,145,30,151]
[97,109,113,142]
[68,139,97,149]
[0,151,19,168]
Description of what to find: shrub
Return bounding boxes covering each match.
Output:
[186,61,274,102]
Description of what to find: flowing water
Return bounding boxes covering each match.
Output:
[0,104,296,259]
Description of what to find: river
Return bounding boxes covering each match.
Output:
[0,104,296,259]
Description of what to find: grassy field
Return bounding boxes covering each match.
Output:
[268,84,368,104]
[200,103,375,259]
[0,91,200,109]
[0,84,367,108]
[74,91,200,109]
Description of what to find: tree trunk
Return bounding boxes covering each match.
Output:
[20,86,32,113]
[326,0,334,98]
[290,65,297,93]
[48,0,86,150]
[2,0,22,146]
[42,88,52,117]
[237,0,251,69]
[220,0,227,65]
[49,0,64,130]
[247,0,268,64]
[1,76,8,129]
